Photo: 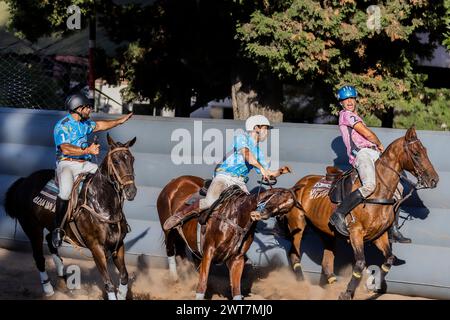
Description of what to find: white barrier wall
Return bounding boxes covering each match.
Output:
[0,107,449,298]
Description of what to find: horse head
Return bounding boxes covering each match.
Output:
[400,126,439,189]
[255,187,301,220]
[106,133,138,200]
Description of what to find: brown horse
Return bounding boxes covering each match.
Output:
[4,134,137,300]
[157,175,300,300]
[286,127,439,299]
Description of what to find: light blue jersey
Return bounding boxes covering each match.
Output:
[53,114,96,162]
[215,133,269,182]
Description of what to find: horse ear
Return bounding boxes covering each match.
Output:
[405,125,417,141]
[126,137,137,148]
[107,133,117,147]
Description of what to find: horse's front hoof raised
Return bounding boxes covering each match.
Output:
[293,263,304,281]
[338,291,352,300]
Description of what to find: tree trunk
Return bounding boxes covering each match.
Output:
[381,107,394,128]
[231,74,283,123]
[173,84,192,117]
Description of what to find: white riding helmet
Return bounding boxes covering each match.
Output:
[245,115,273,131]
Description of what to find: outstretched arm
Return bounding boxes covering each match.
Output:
[93,113,133,132]
[354,122,384,152]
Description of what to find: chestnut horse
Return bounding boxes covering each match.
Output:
[157,175,300,300]
[286,127,439,299]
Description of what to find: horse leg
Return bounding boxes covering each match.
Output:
[90,244,117,300]
[165,230,179,282]
[287,207,307,281]
[339,226,365,300]
[112,242,129,300]
[319,233,337,286]
[45,232,65,279]
[21,221,54,296]
[227,256,245,300]
[195,247,213,300]
[372,231,395,293]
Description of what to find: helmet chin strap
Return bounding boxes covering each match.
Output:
[72,108,90,121]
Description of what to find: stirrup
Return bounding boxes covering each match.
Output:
[329,213,349,237]
[52,228,66,248]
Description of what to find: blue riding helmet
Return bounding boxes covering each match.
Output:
[337,85,357,101]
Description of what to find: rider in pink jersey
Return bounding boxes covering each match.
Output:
[329,85,410,243]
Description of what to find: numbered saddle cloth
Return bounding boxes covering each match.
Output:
[32,177,85,213]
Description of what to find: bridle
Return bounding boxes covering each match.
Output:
[379,138,430,192]
[106,147,135,189]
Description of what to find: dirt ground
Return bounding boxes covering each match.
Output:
[0,248,428,300]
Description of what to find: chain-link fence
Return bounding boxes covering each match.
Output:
[0,32,88,110]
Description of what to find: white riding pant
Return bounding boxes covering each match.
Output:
[56,160,98,200]
[354,148,380,198]
[199,173,249,210]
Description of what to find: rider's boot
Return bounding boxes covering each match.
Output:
[329,189,364,236]
[163,201,200,231]
[51,197,69,248]
[388,225,411,243]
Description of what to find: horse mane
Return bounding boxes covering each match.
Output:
[213,186,255,216]
[378,135,404,163]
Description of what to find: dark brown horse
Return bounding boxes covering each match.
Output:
[4,134,137,300]
[157,175,300,300]
[286,127,439,299]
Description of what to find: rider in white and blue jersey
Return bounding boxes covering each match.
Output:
[163,115,290,231]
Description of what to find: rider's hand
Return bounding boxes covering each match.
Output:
[119,113,133,124]
[278,166,292,175]
[260,168,272,181]
[86,143,100,155]
[377,144,385,153]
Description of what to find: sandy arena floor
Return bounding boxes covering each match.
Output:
[0,248,428,300]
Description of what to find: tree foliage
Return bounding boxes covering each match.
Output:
[237,0,446,125]
[3,0,449,128]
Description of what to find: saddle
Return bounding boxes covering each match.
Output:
[183,182,242,226]
[32,173,87,213]
[184,179,212,206]
[327,166,357,204]
[326,166,397,206]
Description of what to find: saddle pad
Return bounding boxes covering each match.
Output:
[32,178,84,213]
[310,178,333,199]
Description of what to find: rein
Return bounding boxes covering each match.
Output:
[365,139,424,217]
[107,147,135,187]
[68,147,134,257]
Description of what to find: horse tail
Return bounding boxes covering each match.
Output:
[4,177,25,219]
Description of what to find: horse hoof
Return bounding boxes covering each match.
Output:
[169,273,179,283]
[117,284,128,300]
[293,263,304,281]
[338,292,352,300]
[42,282,55,297]
[107,292,117,300]
[195,293,205,300]
[233,295,243,300]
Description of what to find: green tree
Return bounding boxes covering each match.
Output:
[237,0,446,127]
